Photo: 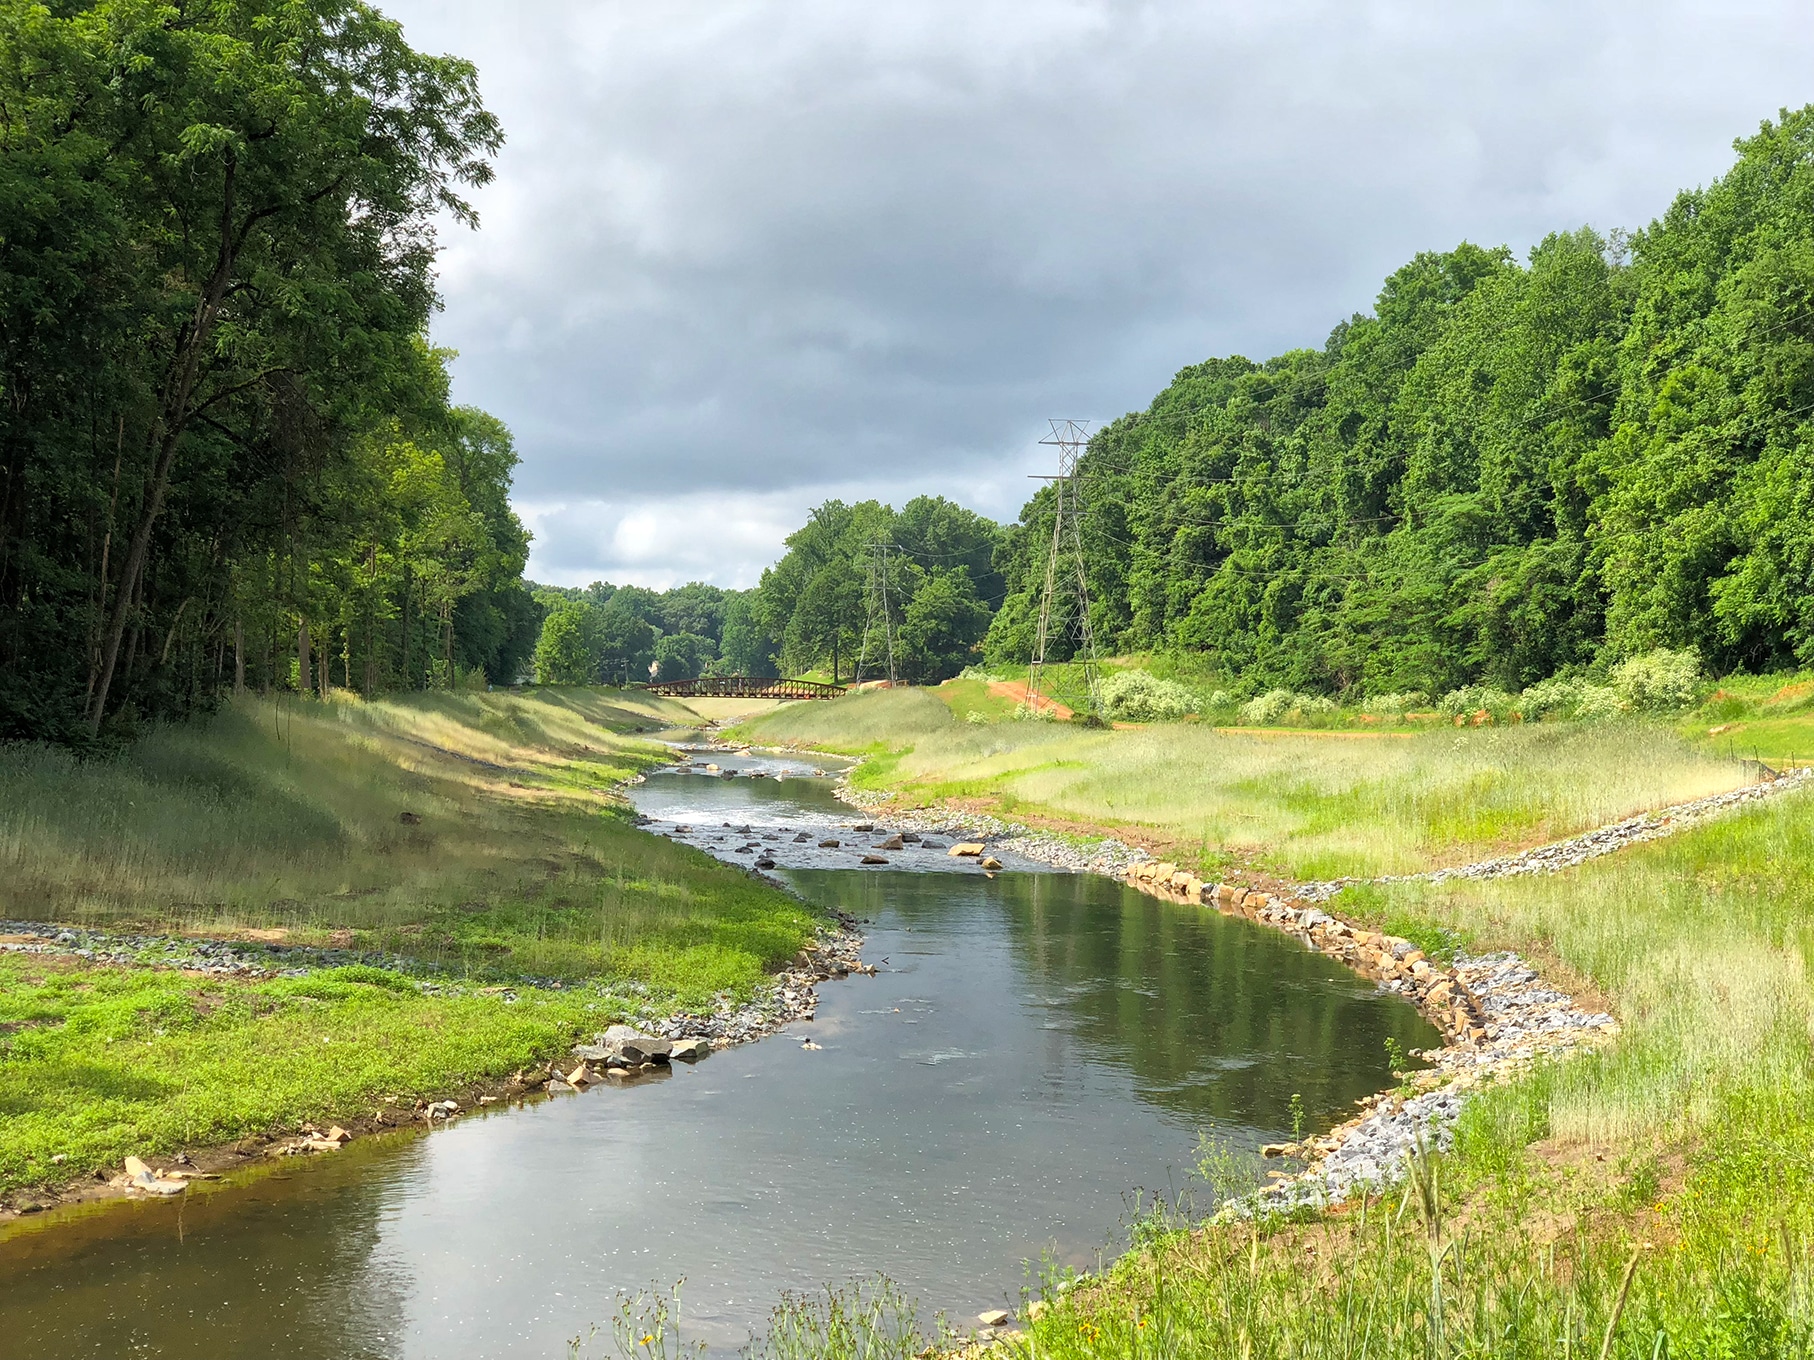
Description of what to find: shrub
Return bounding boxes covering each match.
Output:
[1238,689,1336,725]
[1101,669,1197,723]
[1611,647,1701,711]
[1520,675,1627,720]
[1437,685,1519,718]
[1363,691,1429,715]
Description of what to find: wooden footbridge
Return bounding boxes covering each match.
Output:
[641,675,847,700]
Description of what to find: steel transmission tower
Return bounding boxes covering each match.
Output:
[1027,419,1101,717]
[853,537,898,685]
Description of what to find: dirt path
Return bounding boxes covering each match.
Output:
[985,680,1072,718]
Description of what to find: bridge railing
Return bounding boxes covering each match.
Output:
[639,675,847,700]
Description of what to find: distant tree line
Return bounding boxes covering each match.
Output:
[530,496,1003,686]
[531,580,762,684]
[988,108,1814,696]
[0,0,536,745]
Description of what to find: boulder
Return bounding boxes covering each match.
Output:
[948,842,985,857]
[852,822,874,832]
[875,835,905,850]
[566,1064,594,1087]
[670,1037,713,1062]
[819,839,842,849]
[861,855,889,865]
[572,1043,614,1063]
[617,1034,673,1065]
[978,1310,1013,1327]
[980,856,1003,870]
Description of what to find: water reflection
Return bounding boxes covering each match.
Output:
[1,796,1436,1358]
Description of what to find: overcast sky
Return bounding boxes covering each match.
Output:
[380,0,1814,590]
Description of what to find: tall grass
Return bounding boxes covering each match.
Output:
[737,690,1752,878]
[0,688,815,996]
[1351,787,1814,1151]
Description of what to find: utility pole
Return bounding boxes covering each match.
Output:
[854,537,898,686]
[1027,419,1101,718]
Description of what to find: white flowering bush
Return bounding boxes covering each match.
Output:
[1610,648,1701,711]
[1519,675,1625,720]
[1437,685,1519,718]
[1238,689,1336,724]
[1100,669,1197,722]
[1363,691,1430,715]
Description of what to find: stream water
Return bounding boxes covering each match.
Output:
[0,758,1437,1358]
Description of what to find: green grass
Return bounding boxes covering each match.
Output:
[735,688,1753,879]
[0,687,820,1196]
[0,954,619,1193]
[731,683,1814,1355]
[0,688,815,985]
[991,788,1814,1357]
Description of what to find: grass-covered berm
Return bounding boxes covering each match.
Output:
[0,688,813,1201]
[729,686,1814,1358]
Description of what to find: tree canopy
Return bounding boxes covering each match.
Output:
[987,108,1814,696]
[0,0,529,743]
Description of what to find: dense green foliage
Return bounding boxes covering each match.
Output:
[746,496,1001,682]
[0,0,533,744]
[987,109,1814,699]
[529,579,760,683]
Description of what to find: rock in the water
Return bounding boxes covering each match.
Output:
[852,822,873,832]
[755,858,777,869]
[793,832,812,842]
[980,856,1003,870]
[875,835,905,850]
[949,842,985,857]
[861,854,889,865]
[978,1310,1013,1327]
[818,839,841,849]
[670,1037,713,1062]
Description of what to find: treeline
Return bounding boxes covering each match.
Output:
[748,496,1000,683]
[532,496,1003,685]
[988,108,1814,697]
[531,581,764,684]
[0,0,530,745]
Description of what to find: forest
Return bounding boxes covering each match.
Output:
[534,495,1003,687]
[985,107,1814,700]
[0,0,534,745]
[11,1,1814,740]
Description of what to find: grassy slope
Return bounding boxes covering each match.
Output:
[1012,792,1814,1359]
[739,687,1814,1356]
[737,688,1752,879]
[0,688,818,1197]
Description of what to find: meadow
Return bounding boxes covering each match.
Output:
[724,680,1814,1359]
[736,686,1755,880]
[0,688,814,1199]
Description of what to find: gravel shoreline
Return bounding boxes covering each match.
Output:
[809,750,1814,1217]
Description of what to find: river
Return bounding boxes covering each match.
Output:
[0,752,1437,1357]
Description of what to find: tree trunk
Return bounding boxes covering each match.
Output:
[400,570,411,689]
[297,617,312,697]
[319,626,331,697]
[86,154,246,732]
[442,601,454,688]
[234,617,245,691]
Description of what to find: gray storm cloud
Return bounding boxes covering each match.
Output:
[380,0,1814,587]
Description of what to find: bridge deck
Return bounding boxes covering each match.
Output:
[641,675,846,700]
